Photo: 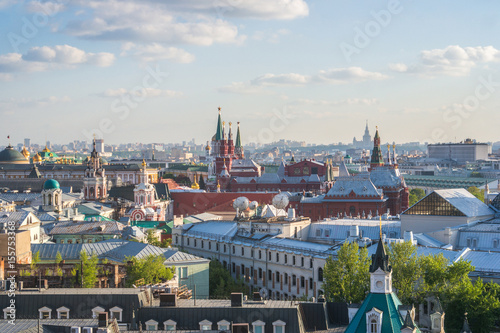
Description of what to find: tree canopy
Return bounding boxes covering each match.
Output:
[209,259,248,298]
[323,241,370,303]
[467,186,485,202]
[125,254,173,287]
[80,250,99,288]
[409,188,426,206]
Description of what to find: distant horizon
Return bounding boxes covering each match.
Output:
[1,1,499,145]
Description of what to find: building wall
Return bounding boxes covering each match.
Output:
[401,215,470,234]
[172,232,326,300]
[0,230,32,266]
[428,143,491,162]
[171,261,210,299]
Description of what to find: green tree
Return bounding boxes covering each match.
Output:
[199,175,206,190]
[409,188,426,206]
[388,241,421,304]
[323,241,370,303]
[467,186,484,202]
[80,250,99,288]
[146,229,161,246]
[125,254,173,286]
[55,251,63,265]
[209,259,248,298]
[30,251,40,271]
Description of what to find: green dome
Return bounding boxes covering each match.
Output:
[43,179,60,190]
[0,145,29,164]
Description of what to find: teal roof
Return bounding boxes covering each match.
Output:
[404,175,494,189]
[215,109,223,141]
[0,145,28,163]
[345,292,421,333]
[43,179,60,190]
[235,123,242,147]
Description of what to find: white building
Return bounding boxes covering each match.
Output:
[172,216,337,300]
[427,141,491,163]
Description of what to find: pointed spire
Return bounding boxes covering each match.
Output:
[460,312,472,333]
[235,122,242,147]
[222,121,226,140]
[370,126,384,167]
[369,237,391,273]
[215,107,224,141]
[387,144,392,165]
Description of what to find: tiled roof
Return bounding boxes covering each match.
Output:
[49,220,124,235]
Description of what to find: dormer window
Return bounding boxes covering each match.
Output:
[218,319,230,330]
[109,306,123,322]
[366,308,383,333]
[39,306,51,319]
[199,319,212,330]
[145,319,158,331]
[252,320,265,333]
[273,320,286,333]
[91,306,105,318]
[164,319,177,330]
[57,306,70,319]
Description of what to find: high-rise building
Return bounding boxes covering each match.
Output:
[24,138,30,149]
[95,139,105,153]
[427,139,491,163]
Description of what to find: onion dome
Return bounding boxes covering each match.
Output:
[33,153,42,163]
[21,146,30,159]
[43,179,60,190]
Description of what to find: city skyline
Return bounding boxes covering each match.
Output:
[1,1,499,145]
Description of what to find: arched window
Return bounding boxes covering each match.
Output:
[318,267,324,282]
[54,194,59,205]
[349,206,356,216]
[97,187,101,197]
[370,319,377,333]
[48,195,52,205]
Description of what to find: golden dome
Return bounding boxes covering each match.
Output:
[21,146,30,159]
[42,145,50,153]
[33,153,42,163]
[142,159,146,167]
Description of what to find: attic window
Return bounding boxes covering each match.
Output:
[39,306,51,319]
[363,186,367,192]
[339,187,344,192]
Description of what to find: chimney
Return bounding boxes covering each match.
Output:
[231,292,243,307]
[403,230,414,243]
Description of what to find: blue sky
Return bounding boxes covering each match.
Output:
[1,0,499,146]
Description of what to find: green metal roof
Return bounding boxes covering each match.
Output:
[345,292,420,333]
[0,145,28,163]
[404,175,494,189]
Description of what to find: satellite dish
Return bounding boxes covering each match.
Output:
[272,193,289,210]
[249,201,258,210]
[233,197,250,211]
[259,288,268,300]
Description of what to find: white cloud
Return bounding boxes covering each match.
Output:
[314,67,389,84]
[251,73,309,86]
[0,0,15,9]
[25,1,66,14]
[295,98,379,106]
[0,96,71,110]
[390,45,500,76]
[218,67,388,94]
[62,1,244,45]
[121,43,195,63]
[101,88,183,98]
[0,45,115,74]
[149,0,309,20]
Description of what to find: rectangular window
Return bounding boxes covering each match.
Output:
[241,247,245,256]
[208,242,211,250]
[284,273,288,284]
[232,263,236,273]
[310,259,313,268]
[201,240,204,248]
[224,244,226,252]
[309,278,313,289]
[275,326,284,333]
[268,270,272,281]
[276,272,280,282]
[292,275,296,286]
[59,312,68,319]
[285,255,288,264]
[301,257,304,267]
[216,243,219,251]
[269,252,272,261]
[251,249,254,257]
[233,246,235,254]
[187,238,190,246]
[194,239,197,247]
[255,326,263,333]
[293,256,296,265]
[259,250,262,259]
[276,253,279,262]
[259,268,263,279]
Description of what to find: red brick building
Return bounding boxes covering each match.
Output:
[298,128,409,221]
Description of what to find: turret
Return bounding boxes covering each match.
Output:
[370,126,384,169]
[235,121,244,158]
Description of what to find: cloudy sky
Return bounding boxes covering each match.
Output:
[1,0,499,146]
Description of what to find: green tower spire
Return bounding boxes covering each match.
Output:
[235,121,242,147]
[370,126,384,167]
[215,107,223,141]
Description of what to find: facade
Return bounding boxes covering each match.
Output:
[0,211,41,243]
[83,138,107,201]
[172,217,335,300]
[298,129,409,221]
[427,140,491,163]
[49,219,124,244]
[401,189,495,234]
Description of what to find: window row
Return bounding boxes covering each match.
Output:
[144,318,286,332]
[3,306,123,321]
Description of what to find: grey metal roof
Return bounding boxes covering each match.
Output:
[326,173,382,198]
[138,299,305,333]
[49,220,124,236]
[0,289,148,321]
[0,192,41,202]
[434,189,495,217]
[0,319,98,333]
